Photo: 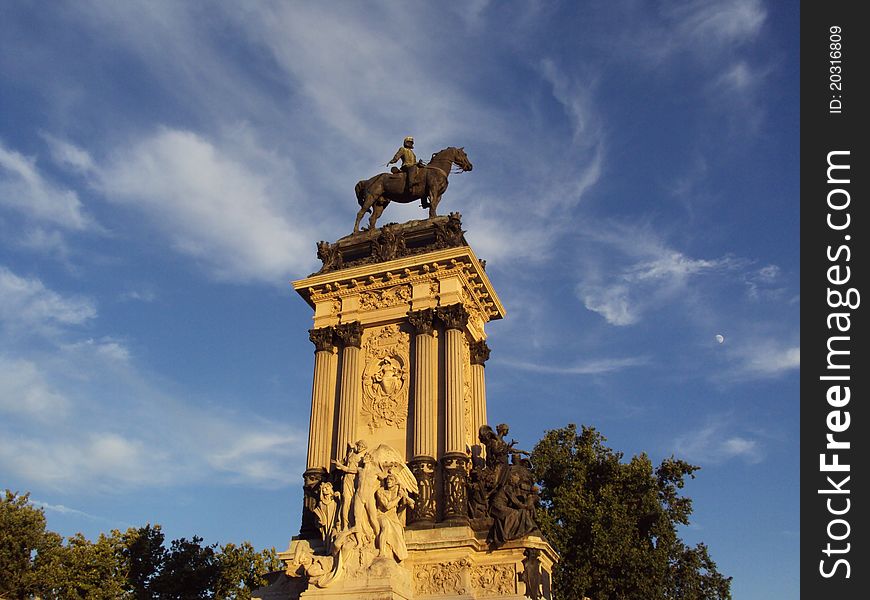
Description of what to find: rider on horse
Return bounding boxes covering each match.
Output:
[387,136,427,206]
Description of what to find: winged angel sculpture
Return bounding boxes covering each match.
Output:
[287,443,417,588]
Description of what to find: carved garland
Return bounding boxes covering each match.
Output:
[358,284,412,312]
[471,564,516,596]
[413,559,471,596]
[361,324,411,432]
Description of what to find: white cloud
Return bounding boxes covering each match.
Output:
[671,0,766,47]
[96,128,314,282]
[0,141,92,230]
[41,133,95,174]
[579,284,637,326]
[576,225,738,326]
[0,357,70,420]
[0,266,96,330]
[31,499,103,521]
[737,344,800,376]
[498,355,649,375]
[673,419,763,465]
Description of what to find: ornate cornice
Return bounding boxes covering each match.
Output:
[334,321,363,349]
[295,246,505,323]
[308,327,335,353]
[436,304,469,331]
[408,308,436,336]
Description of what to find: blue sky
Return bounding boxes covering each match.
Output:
[1,1,798,597]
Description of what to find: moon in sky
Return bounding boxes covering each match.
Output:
[715,334,725,344]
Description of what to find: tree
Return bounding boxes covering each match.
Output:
[214,542,282,600]
[531,424,732,600]
[0,490,64,600]
[1,492,282,599]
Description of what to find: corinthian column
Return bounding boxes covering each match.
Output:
[300,326,335,538]
[306,327,337,472]
[469,339,491,447]
[436,304,469,523]
[334,321,364,458]
[408,308,437,524]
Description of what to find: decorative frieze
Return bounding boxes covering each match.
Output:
[413,559,471,596]
[358,284,411,311]
[472,564,516,596]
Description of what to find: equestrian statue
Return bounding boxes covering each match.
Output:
[353,136,473,232]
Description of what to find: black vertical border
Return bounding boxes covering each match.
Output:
[801,1,867,597]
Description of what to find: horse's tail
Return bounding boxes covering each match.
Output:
[355,180,371,213]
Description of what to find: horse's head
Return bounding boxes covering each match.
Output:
[452,146,473,172]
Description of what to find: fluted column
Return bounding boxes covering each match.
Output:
[300,326,336,538]
[408,308,437,524]
[334,321,364,458]
[469,340,491,449]
[306,327,337,472]
[437,304,469,523]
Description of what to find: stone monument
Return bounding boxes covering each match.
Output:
[257,206,557,598]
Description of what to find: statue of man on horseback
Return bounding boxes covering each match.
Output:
[354,139,472,233]
[387,136,424,200]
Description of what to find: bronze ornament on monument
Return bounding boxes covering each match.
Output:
[254,146,556,600]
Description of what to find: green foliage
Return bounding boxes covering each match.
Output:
[0,490,281,599]
[0,491,64,600]
[531,424,732,600]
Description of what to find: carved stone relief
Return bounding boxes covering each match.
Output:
[361,324,411,432]
[359,284,411,312]
[413,559,471,596]
[471,564,516,596]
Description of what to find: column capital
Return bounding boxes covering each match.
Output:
[308,326,335,353]
[334,321,363,348]
[469,340,491,366]
[408,308,436,336]
[436,304,469,331]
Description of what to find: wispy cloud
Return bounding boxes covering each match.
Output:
[733,342,800,377]
[0,141,93,230]
[0,266,96,332]
[0,357,70,420]
[31,499,105,521]
[673,418,763,465]
[576,224,739,326]
[498,356,649,375]
[96,127,314,282]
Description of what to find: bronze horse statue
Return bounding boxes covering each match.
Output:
[354,146,472,232]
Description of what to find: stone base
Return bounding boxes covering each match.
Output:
[256,527,556,600]
[406,525,555,599]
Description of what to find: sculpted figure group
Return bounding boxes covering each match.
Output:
[287,424,541,589]
[287,441,417,588]
[470,424,541,546]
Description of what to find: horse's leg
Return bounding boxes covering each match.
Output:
[428,191,440,218]
[354,194,377,232]
[369,201,386,230]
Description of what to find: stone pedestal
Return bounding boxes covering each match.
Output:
[258,528,556,600]
[262,216,557,600]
